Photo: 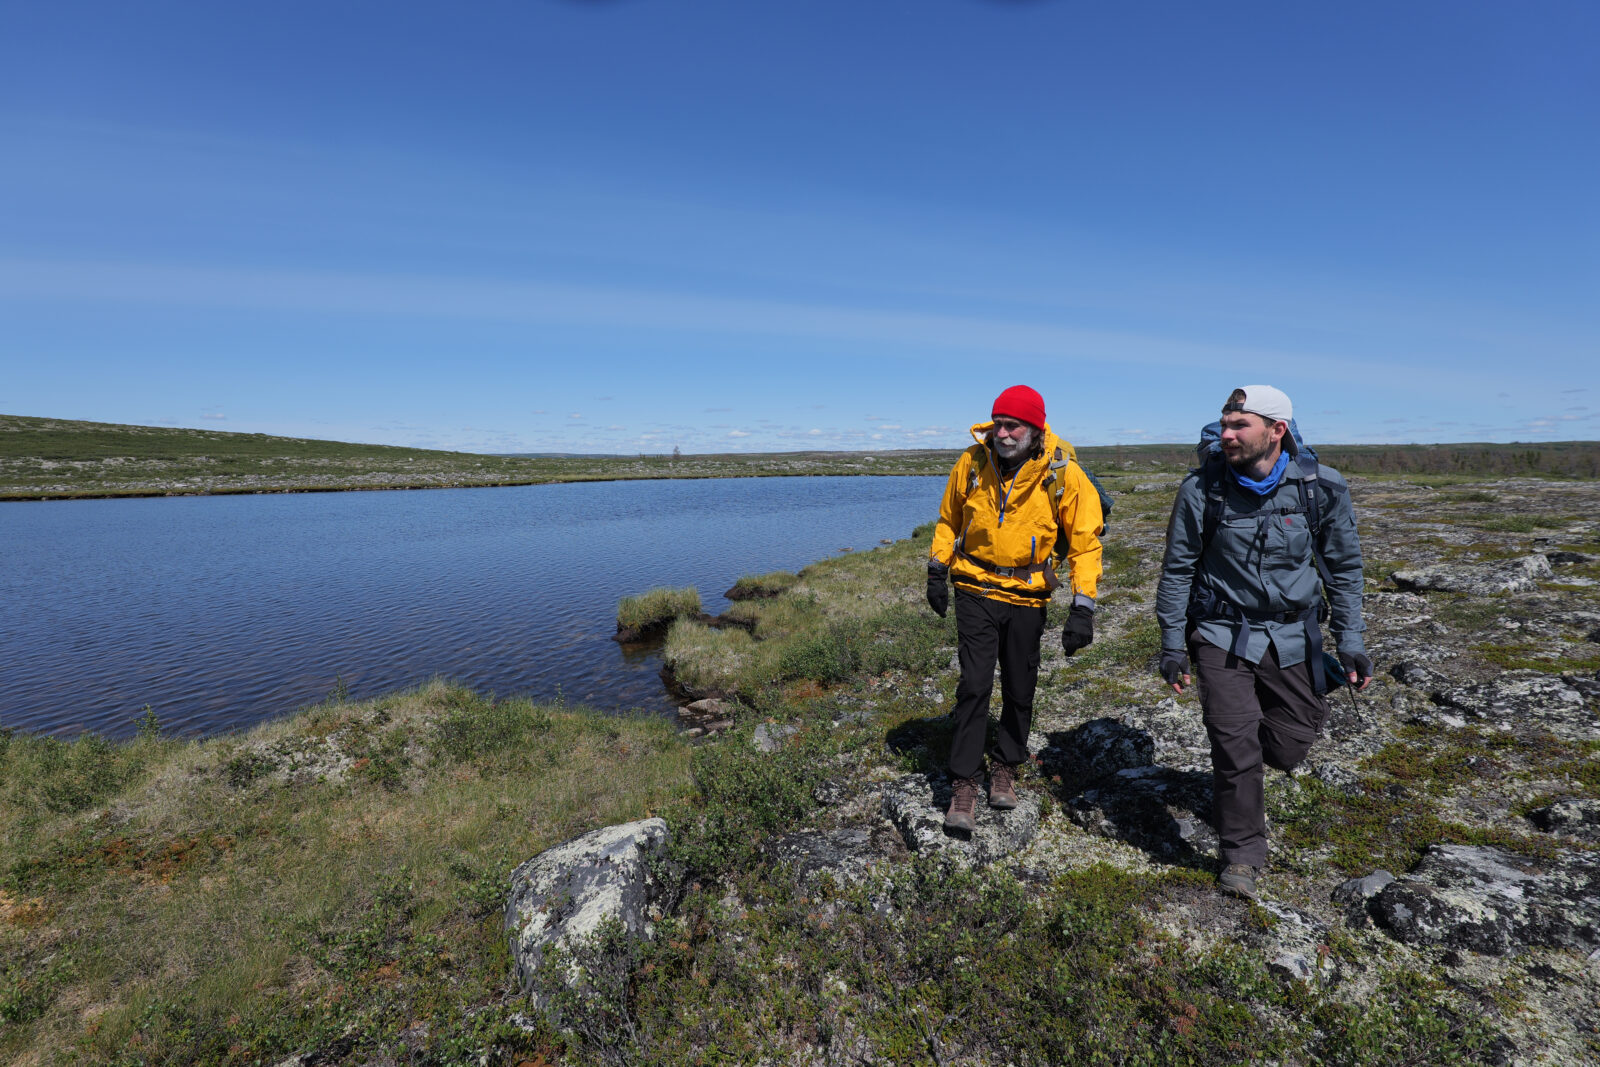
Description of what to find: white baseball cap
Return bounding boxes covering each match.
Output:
[1224,384,1293,424]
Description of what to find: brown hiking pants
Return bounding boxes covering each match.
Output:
[1191,635,1328,868]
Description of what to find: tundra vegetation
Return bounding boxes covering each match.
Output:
[2,445,1598,1064]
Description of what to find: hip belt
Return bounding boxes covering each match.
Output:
[1188,587,1331,695]
[955,548,1061,591]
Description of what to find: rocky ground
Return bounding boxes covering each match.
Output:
[513,471,1600,1065]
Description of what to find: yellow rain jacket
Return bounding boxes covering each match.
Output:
[930,421,1104,607]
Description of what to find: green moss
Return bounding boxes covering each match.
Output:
[1273,774,1558,875]
[1469,641,1600,673]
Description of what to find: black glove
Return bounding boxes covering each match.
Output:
[1160,649,1189,687]
[1060,604,1094,656]
[926,562,949,618]
[1339,651,1374,684]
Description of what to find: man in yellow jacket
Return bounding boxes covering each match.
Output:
[927,385,1105,832]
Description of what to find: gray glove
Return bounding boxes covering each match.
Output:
[1339,651,1374,685]
[1159,649,1189,687]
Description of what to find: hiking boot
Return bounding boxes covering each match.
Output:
[988,762,1019,810]
[944,775,980,833]
[1219,863,1261,900]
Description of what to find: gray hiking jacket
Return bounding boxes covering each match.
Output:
[1156,460,1367,666]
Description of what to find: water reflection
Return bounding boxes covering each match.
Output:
[1,476,941,738]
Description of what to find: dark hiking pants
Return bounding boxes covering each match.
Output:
[1191,636,1328,868]
[948,587,1047,780]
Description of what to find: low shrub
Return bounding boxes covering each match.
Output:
[667,726,840,878]
[776,620,863,684]
[2,730,151,817]
[429,693,554,764]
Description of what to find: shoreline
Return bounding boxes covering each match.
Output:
[0,469,944,503]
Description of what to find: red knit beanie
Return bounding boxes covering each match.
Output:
[992,385,1045,429]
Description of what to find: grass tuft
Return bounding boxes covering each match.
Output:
[616,586,701,633]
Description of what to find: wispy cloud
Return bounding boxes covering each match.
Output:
[0,258,1425,377]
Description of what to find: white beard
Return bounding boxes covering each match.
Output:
[993,427,1036,461]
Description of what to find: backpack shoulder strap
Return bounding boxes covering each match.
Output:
[1294,453,1322,535]
[965,443,988,495]
[1043,446,1069,502]
[1199,453,1228,549]
[1291,453,1339,589]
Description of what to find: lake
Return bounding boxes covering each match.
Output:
[1,476,944,739]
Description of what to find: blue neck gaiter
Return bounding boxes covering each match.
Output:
[1231,451,1289,495]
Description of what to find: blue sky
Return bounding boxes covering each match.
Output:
[3,1,1596,453]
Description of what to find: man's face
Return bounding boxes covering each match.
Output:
[1219,412,1282,471]
[992,417,1036,460]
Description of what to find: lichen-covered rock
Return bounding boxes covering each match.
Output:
[1060,717,1156,779]
[880,774,1040,867]
[1389,660,1448,690]
[1393,554,1554,595]
[504,818,669,993]
[1527,798,1600,841]
[765,828,884,886]
[1368,844,1600,957]
[1331,870,1397,904]
[1430,671,1598,736]
[752,722,798,752]
[1255,901,1338,987]
[1565,672,1600,703]
[1066,766,1217,864]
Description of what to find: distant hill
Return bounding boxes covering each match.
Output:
[0,414,956,499]
[3,414,1594,500]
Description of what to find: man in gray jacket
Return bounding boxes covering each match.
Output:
[1156,385,1372,899]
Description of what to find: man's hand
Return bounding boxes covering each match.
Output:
[926,562,949,618]
[1060,604,1094,656]
[1159,649,1191,694]
[1339,651,1374,692]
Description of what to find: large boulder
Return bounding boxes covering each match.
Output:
[880,774,1040,867]
[504,818,670,993]
[1392,554,1553,595]
[1368,844,1600,957]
